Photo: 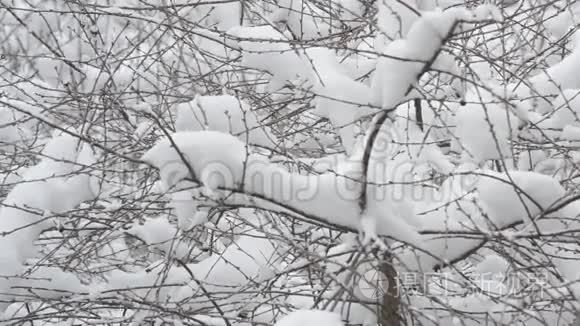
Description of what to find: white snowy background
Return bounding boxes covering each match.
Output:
[1,0,580,325]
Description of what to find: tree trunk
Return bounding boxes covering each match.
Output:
[379,253,404,326]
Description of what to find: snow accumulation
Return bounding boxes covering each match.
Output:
[308,48,376,154]
[175,94,278,148]
[274,310,343,326]
[4,0,580,324]
[513,32,580,113]
[0,99,46,146]
[372,6,501,109]
[140,4,522,280]
[226,25,304,91]
[127,217,191,260]
[142,130,421,244]
[229,5,501,156]
[401,168,580,272]
[478,170,577,225]
[547,89,580,129]
[142,130,248,192]
[141,129,580,279]
[105,216,280,311]
[376,0,419,47]
[454,89,519,162]
[227,25,376,153]
[0,133,97,309]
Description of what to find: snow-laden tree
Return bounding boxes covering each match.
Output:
[1,0,580,325]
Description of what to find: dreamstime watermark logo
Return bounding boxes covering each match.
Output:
[148,158,479,202]
[89,153,480,204]
[356,270,550,300]
[88,128,479,202]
